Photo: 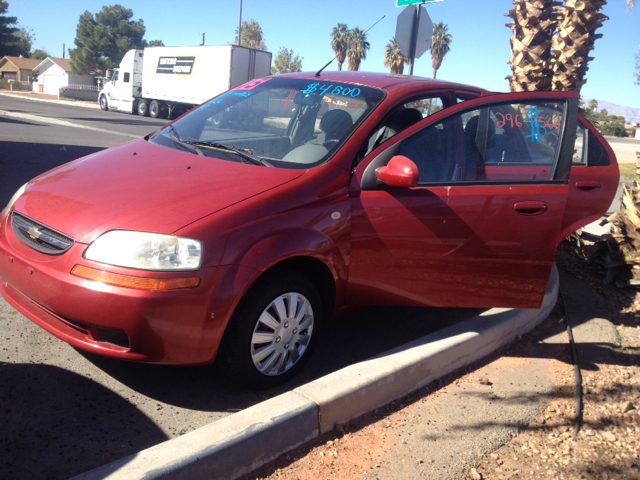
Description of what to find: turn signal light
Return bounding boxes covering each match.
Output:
[71,265,200,291]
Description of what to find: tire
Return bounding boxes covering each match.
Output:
[218,272,322,389]
[137,99,148,116]
[99,95,108,111]
[149,100,160,118]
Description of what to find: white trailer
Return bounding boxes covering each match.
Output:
[99,45,272,118]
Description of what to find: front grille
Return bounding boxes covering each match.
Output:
[11,212,74,255]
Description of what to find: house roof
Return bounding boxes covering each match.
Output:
[0,56,41,70]
[33,57,73,73]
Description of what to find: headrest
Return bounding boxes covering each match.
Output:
[320,109,353,140]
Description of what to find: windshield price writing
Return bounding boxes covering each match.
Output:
[302,83,361,98]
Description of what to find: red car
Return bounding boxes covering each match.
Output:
[0,72,619,388]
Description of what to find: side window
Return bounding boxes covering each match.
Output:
[571,122,610,167]
[398,101,567,184]
[123,72,130,83]
[573,124,586,165]
[361,96,446,158]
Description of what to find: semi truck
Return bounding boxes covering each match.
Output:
[98,45,272,119]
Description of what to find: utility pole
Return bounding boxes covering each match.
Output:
[63,43,66,59]
[202,33,205,46]
[237,0,243,46]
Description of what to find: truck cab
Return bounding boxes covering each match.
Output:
[99,49,144,113]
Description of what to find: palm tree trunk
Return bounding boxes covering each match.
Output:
[506,0,558,92]
[551,0,608,92]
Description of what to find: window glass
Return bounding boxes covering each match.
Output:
[123,72,130,83]
[586,129,610,166]
[361,96,445,158]
[149,78,385,169]
[573,124,586,165]
[399,101,566,184]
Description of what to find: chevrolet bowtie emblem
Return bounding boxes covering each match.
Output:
[27,226,42,239]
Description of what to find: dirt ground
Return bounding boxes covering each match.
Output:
[246,241,640,480]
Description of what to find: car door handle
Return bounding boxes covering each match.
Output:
[514,201,548,216]
[576,181,602,191]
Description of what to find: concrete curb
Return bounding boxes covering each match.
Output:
[0,109,138,138]
[0,91,100,109]
[72,266,559,480]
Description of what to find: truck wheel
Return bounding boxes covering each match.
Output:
[99,95,108,111]
[149,100,161,118]
[218,272,322,389]
[137,99,149,117]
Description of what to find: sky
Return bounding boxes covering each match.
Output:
[6,0,640,109]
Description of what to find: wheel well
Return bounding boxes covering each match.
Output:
[256,257,336,323]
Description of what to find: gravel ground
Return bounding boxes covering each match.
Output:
[246,242,640,480]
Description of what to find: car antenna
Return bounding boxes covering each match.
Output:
[315,15,386,78]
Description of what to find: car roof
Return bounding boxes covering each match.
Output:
[274,71,486,93]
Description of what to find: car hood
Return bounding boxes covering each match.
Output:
[15,139,305,243]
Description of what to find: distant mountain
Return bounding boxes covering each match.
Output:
[584,99,640,124]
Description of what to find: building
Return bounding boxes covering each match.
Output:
[31,57,95,95]
[0,56,41,84]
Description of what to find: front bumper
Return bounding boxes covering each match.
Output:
[0,213,234,365]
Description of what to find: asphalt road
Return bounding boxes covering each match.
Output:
[0,97,479,479]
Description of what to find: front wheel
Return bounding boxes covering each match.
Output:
[99,95,108,111]
[218,273,322,389]
[137,99,148,116]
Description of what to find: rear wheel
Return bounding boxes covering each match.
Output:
[149,100,161,118]
[218,273,322,389]
[137,99,148,116]
[99,95,108,111]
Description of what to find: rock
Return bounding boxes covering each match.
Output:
[479,377,492,386]
[469,467,482,480]
[535,416,546,425]
[602,432,617,442]
[622,401,635,413]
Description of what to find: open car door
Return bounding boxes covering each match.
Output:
[348,91,580,309]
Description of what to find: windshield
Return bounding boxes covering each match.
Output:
[149,77,385,168]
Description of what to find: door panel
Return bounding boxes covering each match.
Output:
[559,119,620,241]
[348,92,579,309]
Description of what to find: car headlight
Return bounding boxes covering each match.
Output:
[3,183,28,219]
[85,231,203,271]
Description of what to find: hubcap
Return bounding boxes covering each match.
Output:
[250,292,314,376]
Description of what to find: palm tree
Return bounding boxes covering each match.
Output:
[430,22,452,79]
[347,27,370,71]
[384,37,408,74]
[551,1,608,92]
[505,1,557,92]
[330,23,350,71]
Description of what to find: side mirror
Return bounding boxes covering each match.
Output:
[377,155,419,188]
[105,69,113,80]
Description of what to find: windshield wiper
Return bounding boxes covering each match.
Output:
[167,125,204,156]
[185,141,273,167]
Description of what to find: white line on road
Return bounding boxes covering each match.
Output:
[0,109,140,139]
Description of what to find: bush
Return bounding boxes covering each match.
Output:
[0,79,30,91]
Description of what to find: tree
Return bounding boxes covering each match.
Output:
[330,23,350,71]
[0,1,23,57]
[506,0,557,92]
[431,22,452,79]
[384,37,408,74]
[14,26,33,56]
[551,0,608,92]
[347,27,370,71]
[146,40,164,47]
[588,98,598,113]
[31,48,50,59]
[69,5,146,76]
[271,47,303,75]
[635,50,640,86]
[234,19,266,50]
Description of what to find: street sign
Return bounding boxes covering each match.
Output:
[395,5,433,60]
[397,0,442,7]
